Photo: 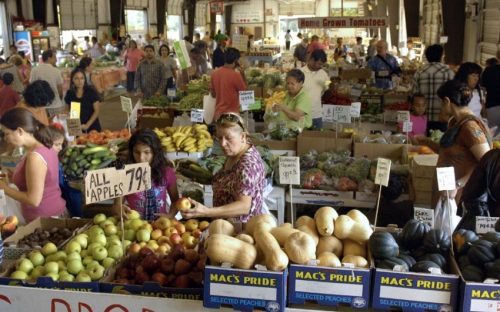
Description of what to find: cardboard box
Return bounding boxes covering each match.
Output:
[0,275,100,292]
[297,130,353,155]
[291,188,354,200]
[288,264,371,309]
[137,116,173,129]
[353,143,408,164]
[4,217,91,248]
[203,265,287,312]
[411,155,439,179]
[414,191,433,206]
[412,177,433,192]
[340,68,372,80]
[248,84,263,98]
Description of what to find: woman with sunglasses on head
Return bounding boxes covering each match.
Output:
[181,113,268,223]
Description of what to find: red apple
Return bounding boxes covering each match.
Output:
[160,257,175,274]
[192,229,202,239]
[175,223,186,234]
[5,215,18,226]
[139,247,154,258]
[170,244,185,261]
[174,274,191,288]
[174,198,192,212]
[188,271,203,286]
[196,258,206,271]
[128,243,141,254]
[198,220,210,231]
[142,254,160,273]
[157,244,171,255]
[135,271,150,284]
[153,217,171,230]
[169,233,182,245]
[166,274,177,287]
[185,249,200,264]
[113,278,130,284]
[151,272,168,286]
[157,236,171,245]
[174,259,191,275]
[151,229,163,240]
[164,227,178,236]
[116,267,130,279]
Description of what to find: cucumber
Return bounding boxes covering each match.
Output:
[78,159,88,167]
[75,154,86,162]
[98,159,115,169]
[91,159,102,165]
[84,162,92,169]
[86,143,98,148]
[82,146,108,155]
[93,150,110,159]
[70,162,78,171]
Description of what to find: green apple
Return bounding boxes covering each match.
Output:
[90,234,107,246]
[67,259,84,275]
[91,246,108,261]
[44,272,59,281]
[126,210,141,220]
[17,258,34,274]
[59,272,75,282]
[41,242,58,256]
[44,261,59,274]
[28,251,45,267]
[107,240,122,248]
[136,229,151,242]
[45,254,57,263]
[11,270,28,280]
[129,219,143,231]
[76,272,92,282]
[93,213,107,225]
[53,251,67,262]
[80,249,89,258]
[86,260,100,270]
[107,216,118,224]
[107,234,120,241]
[104,224,118,236]
[82,256,94,266]
[123,240,132,250]
[73,234,88,248]
[87,242,102,252]
[87,225,104,237]
[64,241,82,254]
[31,266,45,279]
[57,260,67,272]
[123,229,136,241]
[67,252,82,262]
[107,245,123,260]
[87,264,105,281]
[102,257,116,269]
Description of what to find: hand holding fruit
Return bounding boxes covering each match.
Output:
[272,103,283,112]
[180,198,209,219]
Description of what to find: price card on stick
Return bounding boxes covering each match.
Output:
[167,88,176,98]
[70,102,81,119]
[350,102,361,118]
[397,111,410,123]
[279,156,300,226]
[436,167,456,191]
[475,217,500,234]
[120,96,133,113]
[333,105,352,123]
[67,118,82,136]
[239,90,255,111]
[322,104,334,123]
[402,121,413,133]
[373,158,392,228]
[414,207,435,228]
[191,109,204,123]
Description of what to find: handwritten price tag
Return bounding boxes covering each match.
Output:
[279,156,300,185]
[374,158,392,187]
[191,109,204,123]
[436,167,456,191]
[122,163,151,196]
[120,96,133,113]
[334,105,351,123]
[402,121,413,133]
[414,207,434,228]
[167,88,176,98]
[397,111,410,123]
[67,118,82,136]
[239,90,255,111]
[70,102,81,119]
[322,104,334,122]
[350,102,361,118]
[475,217,499,234]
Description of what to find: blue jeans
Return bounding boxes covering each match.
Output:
[312,118,323,130]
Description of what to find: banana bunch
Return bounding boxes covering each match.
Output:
[264,90,286,109]
[154,124,214,153]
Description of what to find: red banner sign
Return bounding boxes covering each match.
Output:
[210,1,224,14]
[298,17,388,29]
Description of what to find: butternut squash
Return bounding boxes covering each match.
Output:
[343,239,367,258]
[297,225,319,245]
[342,255,368,268]
[205,234,257,269]
[316,236,343,257]
[296,215,315,228]
[346,209,370,226]
[314,206,338,236]
[317,252,342,268]
[236,233,255,245]
[245,214,277,235]
[254,228,289,271]
[270,223,299,247]
[284,231,316,264]
[209,219,235,236]
[334,215,373,243]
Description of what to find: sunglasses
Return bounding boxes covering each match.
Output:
[216,113,245,130]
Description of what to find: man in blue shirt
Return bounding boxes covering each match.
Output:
[368,40,401,89]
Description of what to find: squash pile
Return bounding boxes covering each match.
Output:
[204,208,373,272]
[453,229,500,282]
[369,219,452,273]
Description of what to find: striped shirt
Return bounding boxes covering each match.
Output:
[134,58,167,99]
[413,62,455,122]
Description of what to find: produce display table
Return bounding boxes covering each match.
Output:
[247,53,282,65]
[285,190,374,209]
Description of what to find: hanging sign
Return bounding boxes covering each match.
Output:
[173,40,192,70]
[209,1,224,14]
[298,17,388,29]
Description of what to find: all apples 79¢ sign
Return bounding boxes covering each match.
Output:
[84,163,151,204]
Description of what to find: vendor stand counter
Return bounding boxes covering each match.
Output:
[285,189,375,210]
[61,66,126,94]
[247,53,282,65]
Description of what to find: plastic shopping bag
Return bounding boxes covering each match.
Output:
[0,184,25,225]
[434,197,460,234]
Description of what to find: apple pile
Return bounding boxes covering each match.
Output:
[112,245,206,288]
[0,214,18,238]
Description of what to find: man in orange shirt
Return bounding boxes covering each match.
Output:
[211,48,247,120]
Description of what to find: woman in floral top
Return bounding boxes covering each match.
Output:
[113,129,179,220]
[182,113,268,223]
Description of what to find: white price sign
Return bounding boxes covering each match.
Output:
[279,156,300,185]
[475,217,499,234]
[190,109,204,123]
[350,102,361,118]
[322,104,334,122]
[397,111,410,123]
[239,90,255,111]
[334,105,352,123]
[120,96,133,113]
[414,207,435,228]
[167,88,176,97]
[402,121,413,133]
[436,167,456,191]
[374,158,392,187]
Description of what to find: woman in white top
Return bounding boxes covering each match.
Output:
[454,62,486,119]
